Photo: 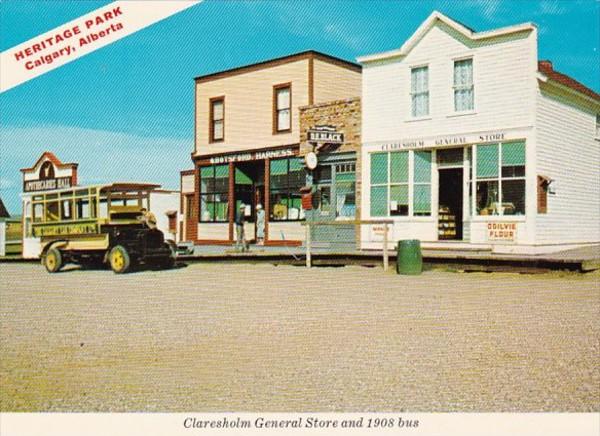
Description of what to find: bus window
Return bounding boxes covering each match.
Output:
[76,198,91,219]
[61,199,73,220]
[33,203,43,223]
[45,201,60,222]
[99,199,108,218]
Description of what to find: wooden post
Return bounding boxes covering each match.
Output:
[383,222,389,272]
[306,223,312,268]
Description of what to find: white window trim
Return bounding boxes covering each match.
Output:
[369,150,434,220]
[472,141,527,219]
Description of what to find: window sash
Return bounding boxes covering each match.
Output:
[411,66,429,117]
[200,165,230,222]
[210,99,224,141]
[277,109,290,131]
[369,150,432,217]
[370,153,389,185]
[269,158,304,221]
[454,59,474,111]
[474,143,526,216]
[370,186,388,217]
[276,88,290,110]
[275,86,291,132]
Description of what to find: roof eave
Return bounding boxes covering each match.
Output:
[357,12,536,65]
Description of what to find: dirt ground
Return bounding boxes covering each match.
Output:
[0,262,598,412]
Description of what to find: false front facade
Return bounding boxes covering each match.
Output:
[358,11,600,254]
[183,51,361,246]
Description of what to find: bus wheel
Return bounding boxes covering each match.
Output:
[109,245,131,274]
[44,248,63,273]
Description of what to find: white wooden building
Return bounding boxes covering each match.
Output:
[358,11,599,254]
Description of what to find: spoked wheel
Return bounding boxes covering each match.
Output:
[108,245,131,274]
[44,247,63,273]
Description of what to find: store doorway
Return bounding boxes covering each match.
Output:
[234,161,265,243]
[438,168,463,240]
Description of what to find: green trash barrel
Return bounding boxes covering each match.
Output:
[396,239,423,275]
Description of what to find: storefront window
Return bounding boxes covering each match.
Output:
[370,153,388,216]
[200,165,229,222]
[270,157,304,221]
[370,151,432,217]
[390,152,409,216]
[335,164,356,218]
[413,151,431,216]
[476,142,525,215]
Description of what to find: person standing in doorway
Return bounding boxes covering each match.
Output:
[256,204,265,246]
[235,203,247,252]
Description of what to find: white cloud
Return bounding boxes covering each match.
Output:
[1,124,193,214]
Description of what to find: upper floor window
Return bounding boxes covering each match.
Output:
[209,97,224,142]
[273,83,291,133]
[411,66,429,117]
[454,59,474,112]
[595,114,600,139]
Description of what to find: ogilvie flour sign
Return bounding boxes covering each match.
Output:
[487,222,517,241]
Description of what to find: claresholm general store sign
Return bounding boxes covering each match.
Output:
[376,132,509,151]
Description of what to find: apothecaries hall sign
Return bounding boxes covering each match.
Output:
[21,152,78,193]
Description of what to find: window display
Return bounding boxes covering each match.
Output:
[475,142,525,215]
[200,164,229,222]
[269,157,304,221]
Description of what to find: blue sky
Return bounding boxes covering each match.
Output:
[1,0,598,214]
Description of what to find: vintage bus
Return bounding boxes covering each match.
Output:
[22,183,175,273]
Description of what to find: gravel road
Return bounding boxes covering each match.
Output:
[1,262,598,412]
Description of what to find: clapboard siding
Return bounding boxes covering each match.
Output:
[362,24,536,143]
[313,58,362,104]
[197,223,229,241]
[535,87,600,243]
[195,60,309,156]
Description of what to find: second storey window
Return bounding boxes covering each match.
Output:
[454,58,474,111]
[274,84,291,133]
[411,66,429,117]
[209,97,224,142]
